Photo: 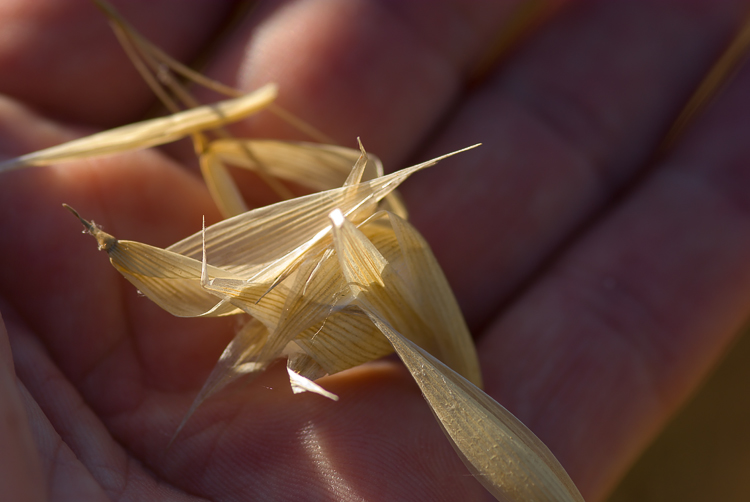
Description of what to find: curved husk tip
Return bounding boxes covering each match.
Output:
[63,204,117,251]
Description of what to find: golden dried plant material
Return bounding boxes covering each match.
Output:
[1,0,337,216]
[63,140,583,501]
[331,208,583,501]
[2,1,588,499]
[0,0,400,220]
[0,85,278,174]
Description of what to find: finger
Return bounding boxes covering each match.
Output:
[2,301,199,500]
[0,311,45,502]
[402,0,749,328]
[197,0,562,164]
[0,0,238,126]
[479,37,750,501]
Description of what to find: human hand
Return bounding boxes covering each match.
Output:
[1,1,749,501]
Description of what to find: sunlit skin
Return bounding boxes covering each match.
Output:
[2,1,750,500]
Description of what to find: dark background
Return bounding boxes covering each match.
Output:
[609,327,750,501]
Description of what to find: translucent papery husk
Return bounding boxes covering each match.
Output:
[167,141,446,276]
[74,144,480,368]
[206,139,385,192]
[170,316,270,441]
[70,141,482,378]
[76,145,466,319]
[4,0,591,497]
[358,212,483,387]
[68,141,586,500]
[0,85,278,173]
[166,147,474,285]
[203,214,481,382]
[199,138,388,218]
[329,209,584,502]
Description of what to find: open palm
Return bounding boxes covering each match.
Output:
[2,1,750,501]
